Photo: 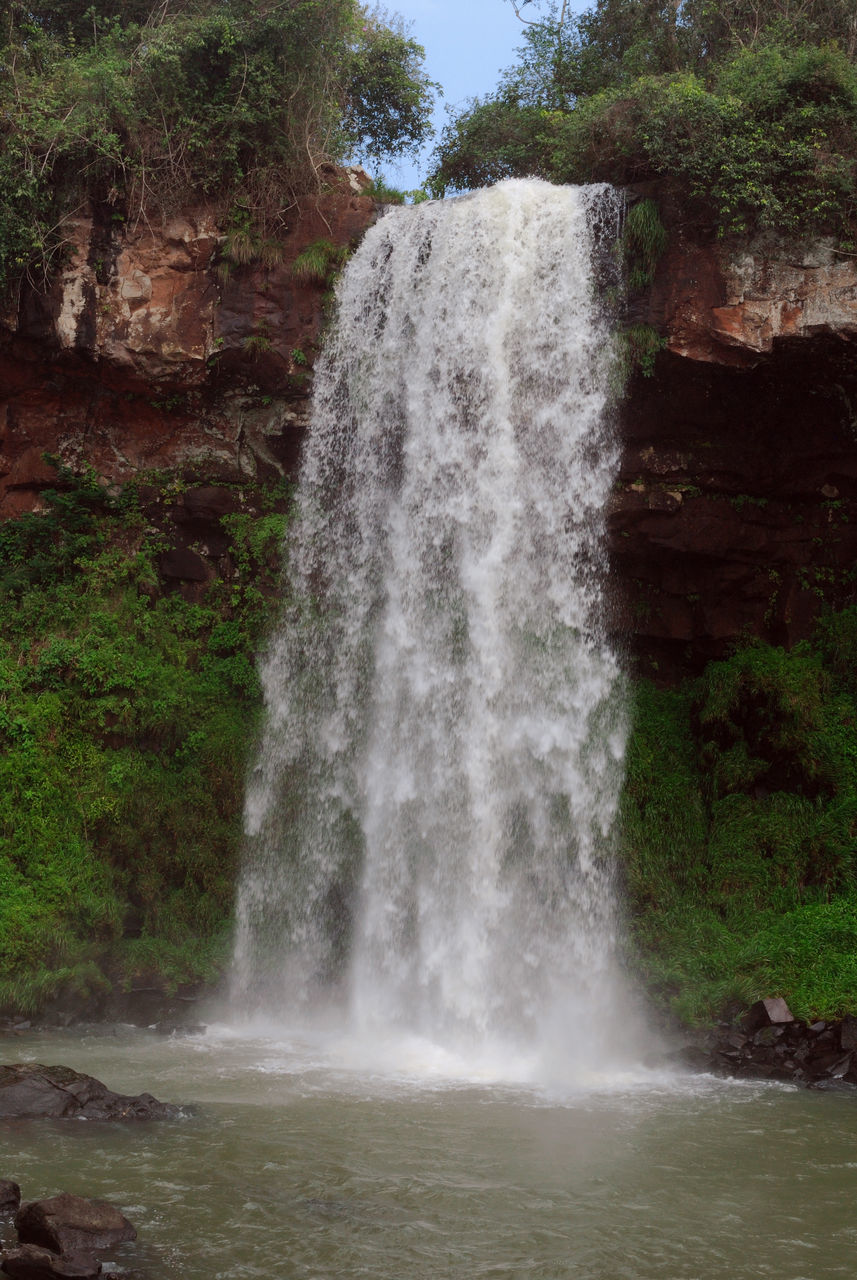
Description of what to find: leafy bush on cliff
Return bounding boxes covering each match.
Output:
[621,621,857,1024]
[0,465,287,1012]
[430,0,857,241]
[0,0,437,292]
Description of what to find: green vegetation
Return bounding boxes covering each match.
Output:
[291,239,351,286]
[0,0,437,294]
[430,0,857,242]
[616,323,667,379]
[621,199,668,291]
[5,461,857,1026]
[0,462,287,1013]
[242,321,274,359]
[620,618,857,1024]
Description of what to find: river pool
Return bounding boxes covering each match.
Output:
[1,1023,856,1279]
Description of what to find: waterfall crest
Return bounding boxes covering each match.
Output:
[232,179,633,1070]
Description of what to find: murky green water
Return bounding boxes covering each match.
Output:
[1,1024,856,1279]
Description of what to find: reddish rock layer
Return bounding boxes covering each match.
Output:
[2,181,856,678]
[646,225,857,366]
[0,170,375,517]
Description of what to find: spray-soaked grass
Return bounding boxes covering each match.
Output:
[0,466,286,1014]
[620,620,857,1025]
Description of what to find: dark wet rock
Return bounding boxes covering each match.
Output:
[668,1045,711,1072]
[741,998,794,1034]
[158,546,209,582]
[179,486,236,521]
[687,1009,857,1088]
[0,1065,180,1121]
[1,1245,101,1279]
[15,1195,135,1257]
[0,1184,21,1213]
[839,1016,857,1052]
[752,1025,785,1048]
[804,1051,852,1081]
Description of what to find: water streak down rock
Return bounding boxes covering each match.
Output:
[233,180,634,1070]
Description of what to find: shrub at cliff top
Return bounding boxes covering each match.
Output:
[430,0,857,242]
[0,0,437,292]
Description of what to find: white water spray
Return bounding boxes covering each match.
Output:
[232,179,635,1075]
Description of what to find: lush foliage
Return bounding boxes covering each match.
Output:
[430,0,857,241]
[0,0,437,292]
[0,464,287,1012]
[7,463,857,1023]
[620,617,857,1024]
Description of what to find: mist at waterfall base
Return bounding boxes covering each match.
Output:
[230,178,650,1087]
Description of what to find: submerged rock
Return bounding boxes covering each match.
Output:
[0,1183,21,1213]
[0,1244,101,1279]
[0,1065,180,1121]
[15,1194,135,1256]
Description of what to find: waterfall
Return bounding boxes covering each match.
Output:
[232,178,633,1072]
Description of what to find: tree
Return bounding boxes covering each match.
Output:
[347,8,441,162]
[0,0,437,291]
[428,0,857,242]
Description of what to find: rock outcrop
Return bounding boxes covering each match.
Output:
[2,178,856,677]
[15,1195,135,1255]
[647,225,857,366]
[1,1191,137,1280]
[675,1007,857,1088]
[0,1064,180,1120]
[612,223,857,677]
[0,168,374,519]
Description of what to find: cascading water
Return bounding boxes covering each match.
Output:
[232,178,637,1076]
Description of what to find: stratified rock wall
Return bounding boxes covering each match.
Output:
[612,224,857,678]
[2,181,856,680]
[0,169,374,518]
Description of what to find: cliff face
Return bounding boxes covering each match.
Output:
[3,190,856,679]
[0,168,374,517]
[611,230,857,678]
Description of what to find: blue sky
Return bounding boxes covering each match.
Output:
[377,0,537,191]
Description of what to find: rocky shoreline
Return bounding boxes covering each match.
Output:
[673,998,857,1089]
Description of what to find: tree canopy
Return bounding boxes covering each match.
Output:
[0,0,437,292]
[429,0,857,242]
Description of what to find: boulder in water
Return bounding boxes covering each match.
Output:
[0,1244,101,1279]
[0,1183,21,1213]
[15,1194,135,1256]
[0,1065,179,1121]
